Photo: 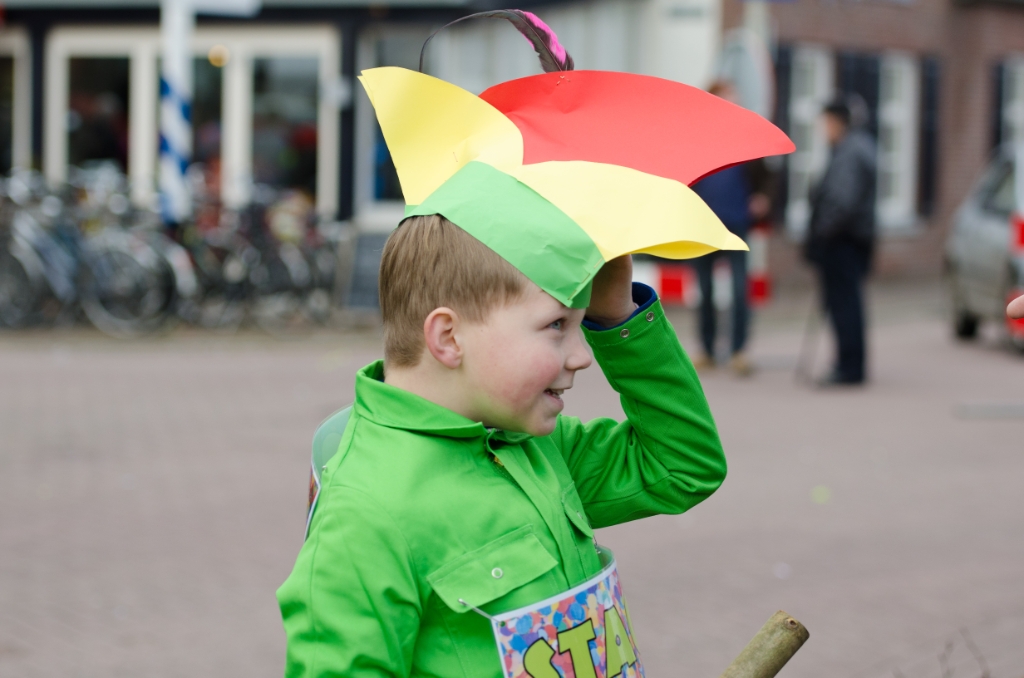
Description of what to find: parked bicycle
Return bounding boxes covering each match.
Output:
[0,164,344,337]
[0,169,178,336]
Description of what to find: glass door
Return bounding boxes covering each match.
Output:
[67,57,131,171]
[190,54,225,230]
[252,56,318,198]
[0,55,13,174]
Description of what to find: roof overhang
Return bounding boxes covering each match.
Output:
[2,0,472,8]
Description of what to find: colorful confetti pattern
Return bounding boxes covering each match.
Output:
[491,551,643,678]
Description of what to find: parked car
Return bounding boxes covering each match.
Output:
[945,142,1024,350]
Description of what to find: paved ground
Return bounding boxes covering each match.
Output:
[2,280,1023,678]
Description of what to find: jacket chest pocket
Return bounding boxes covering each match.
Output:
[427,525,558,613]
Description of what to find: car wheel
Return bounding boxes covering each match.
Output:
[946,265,980,340]
[954,313,980,339]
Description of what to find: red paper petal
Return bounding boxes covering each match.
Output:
[479,70,795,186]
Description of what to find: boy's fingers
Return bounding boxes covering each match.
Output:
[599,255,633,277]
[586,256,635,327]
[1008,294,1024,319]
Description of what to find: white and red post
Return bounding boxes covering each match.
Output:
[633,226,773,310]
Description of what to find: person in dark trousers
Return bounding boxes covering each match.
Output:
[691,81,773,376]
[805,96,877,385]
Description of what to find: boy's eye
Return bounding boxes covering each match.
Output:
[548,319,564,331]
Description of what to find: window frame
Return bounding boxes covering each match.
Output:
[1002,55,1024,148]
[875,51,921,233]
[0,28,31,171]
[44,24,340,216]
[784,44,833,239]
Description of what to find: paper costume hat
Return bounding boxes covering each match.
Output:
[360,10,794,308]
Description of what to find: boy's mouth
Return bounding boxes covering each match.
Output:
[544,388,566,403]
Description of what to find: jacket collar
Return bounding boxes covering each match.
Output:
[353,361,533,443]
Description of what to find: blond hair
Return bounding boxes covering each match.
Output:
[379,214,527,367]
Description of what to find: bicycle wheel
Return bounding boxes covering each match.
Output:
[304,243,338,324]
[0,247,41,327]
[250,253,311,337]
[79,244,176,337]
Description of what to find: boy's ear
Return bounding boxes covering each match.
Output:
[423,307,462,369]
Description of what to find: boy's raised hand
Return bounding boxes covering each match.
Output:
[585,255,637,328]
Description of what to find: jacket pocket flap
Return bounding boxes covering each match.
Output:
[562,486,594,538]
[427,526,558,613]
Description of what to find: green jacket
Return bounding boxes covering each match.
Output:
[277,300,726,677]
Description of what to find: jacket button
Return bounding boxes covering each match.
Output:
[646,311,655,322]
[491,567,503,579]
[619,328,630,338]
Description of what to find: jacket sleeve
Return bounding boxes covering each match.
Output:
[277,483,422,678]
[811,145,870,240]
[553,299,726,529]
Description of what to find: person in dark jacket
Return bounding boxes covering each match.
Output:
[805,96,877,385]
[690,81,773,376]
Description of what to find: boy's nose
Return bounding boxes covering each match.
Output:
[566,332,593,371]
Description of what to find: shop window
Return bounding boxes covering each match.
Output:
[193,56,223,165]
[67,57,130,171]
[876,53,920,231]
[373,122,401,202]
[252,57,319,198]
[837,52,880,138]
[188,55,225,232]
[784,45,833,237]
[1000,57,1024,148]
[370,33,428,202]
[47,26,339,214]
[355,25,433,225]
[0,56,12,173]
[918,57,940,217]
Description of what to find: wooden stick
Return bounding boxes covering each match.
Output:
[718,611,810,678]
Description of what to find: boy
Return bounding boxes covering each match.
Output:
[277,215,725,677]
[278,27,792,676]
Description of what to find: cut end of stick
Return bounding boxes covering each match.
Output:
[719,611,809,678]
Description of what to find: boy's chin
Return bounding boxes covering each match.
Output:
[482,403,560,436]
[491,415,556,437]
[519,416,558,437]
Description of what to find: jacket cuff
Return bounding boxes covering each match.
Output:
[583,290,667,355]
[582,283,658,331]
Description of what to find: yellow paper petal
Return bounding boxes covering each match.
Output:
[506,161,748,261]
[358,67,523,205]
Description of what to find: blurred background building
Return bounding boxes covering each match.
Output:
[726,0,1024,280]
[0,0,1021,294]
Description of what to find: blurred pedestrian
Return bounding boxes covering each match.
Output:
[804,96,877,386]
[1009,294,1024,319]
[690,80,775,376]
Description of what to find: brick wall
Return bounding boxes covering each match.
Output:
[723,0,1024,281]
